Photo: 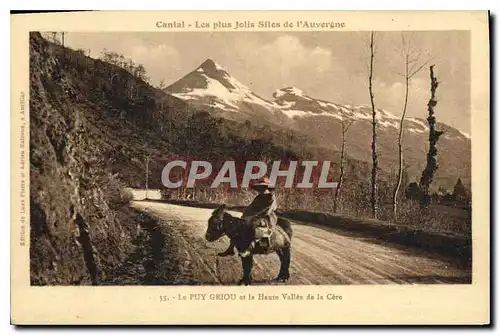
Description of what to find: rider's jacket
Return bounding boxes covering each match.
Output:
[241,192,278,229]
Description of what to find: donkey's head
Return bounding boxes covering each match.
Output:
[205,204,227,242]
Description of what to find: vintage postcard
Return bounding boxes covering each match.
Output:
[10,11,490,325]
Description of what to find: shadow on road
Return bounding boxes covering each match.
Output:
[102,210,178,285]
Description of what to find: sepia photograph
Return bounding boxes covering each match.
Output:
[10,10,489,325]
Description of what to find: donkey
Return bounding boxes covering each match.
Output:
[205,205,293,285]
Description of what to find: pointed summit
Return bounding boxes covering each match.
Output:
[200,58,216,67]
[197,58,227,73]
[165,59,276,114]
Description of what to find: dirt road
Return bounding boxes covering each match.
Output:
[130,201,471,285]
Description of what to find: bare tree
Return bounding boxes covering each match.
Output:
[392,34,428,217]
[419,65,444,208]
[158,79,167,90]
[61,32,65,47]
[368,31,379,219]
[334,119,354,213]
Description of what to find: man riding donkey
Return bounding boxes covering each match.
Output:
[218,176,278,258]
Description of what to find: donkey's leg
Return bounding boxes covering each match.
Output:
[281,247,291,281]
[218,240,235,257]
[239,256,253,285]
[239,257,247,285]
[275,249,286,281]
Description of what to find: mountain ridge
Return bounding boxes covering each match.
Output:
[168,58,470,136]
[165,58,471,189]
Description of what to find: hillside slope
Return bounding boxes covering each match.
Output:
[29,32,194,284]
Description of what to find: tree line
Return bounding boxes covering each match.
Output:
[98,49,150,84]
[337,31,470,220]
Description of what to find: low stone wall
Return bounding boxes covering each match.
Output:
[123,188,162,201]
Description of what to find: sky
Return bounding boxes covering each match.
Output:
[65,31,470,133]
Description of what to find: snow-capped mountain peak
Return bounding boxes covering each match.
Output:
[165,59,281,121]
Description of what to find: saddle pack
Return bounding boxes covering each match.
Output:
[255,226,272,239]
[254,226,273,251]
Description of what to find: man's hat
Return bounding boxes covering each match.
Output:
[250,176,273,189]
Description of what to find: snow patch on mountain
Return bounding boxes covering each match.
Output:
[283,109,343,120]
[317,101,332,109]
[171,74,240,109]
[408,118,430,132]
[168,59,278,113]
[378,120,399,129]
[273,89,286,99]
[214,62,227,72]
[210,101,234,110]
[378,109,399,120]
[349,109,371,120]
[276,101,297,109]
[276,86,304,96]
[274,87,312,100]
[458,130,471,139]
[282,109,309,118]
[199,59,277,109]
